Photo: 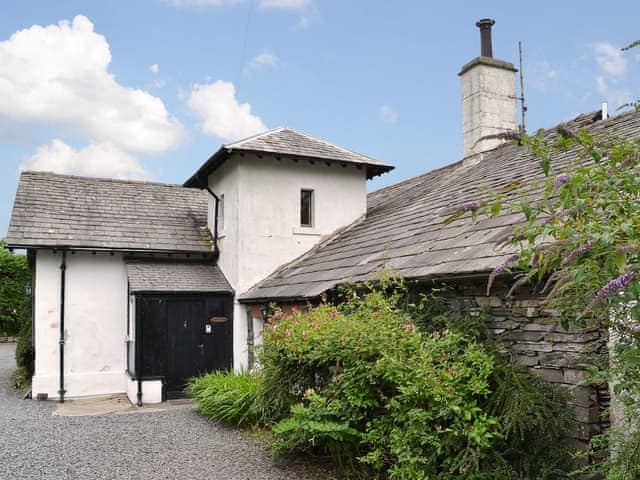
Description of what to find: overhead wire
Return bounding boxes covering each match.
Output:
[230,0,255,140]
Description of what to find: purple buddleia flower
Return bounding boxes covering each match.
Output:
[473,130,522,147]
[561,240,595,266]
[495,228,512,244]
[556,124,577,139]
[541,271,561,294]
[619,156,637,169]
[618,245,637,254]
[556,207,577,219]
[586,272,636,311]
[487,254,519,296]
[460,201,480,211]
[543,207,578,225]
[554,174,570,188]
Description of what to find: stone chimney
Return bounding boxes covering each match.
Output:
[459,18,518,159]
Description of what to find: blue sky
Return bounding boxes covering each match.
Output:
[1,1,639,236]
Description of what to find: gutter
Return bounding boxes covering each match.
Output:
[5,245,215,257]
[58,250,67,403]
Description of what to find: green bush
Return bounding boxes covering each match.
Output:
[0,240,31,337]
[259,283,574,479]
[15,315,34,376]
[190,280,573,479]
[272,392,362,466]
[187,371,260,427]
[262,290,503,479]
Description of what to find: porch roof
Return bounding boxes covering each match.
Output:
[126,260,233,294]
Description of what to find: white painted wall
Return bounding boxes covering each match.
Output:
[208,153,368,369]
[32,251,128,399]
[125,377,163,405]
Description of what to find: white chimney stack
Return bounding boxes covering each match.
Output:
[602,101,609,120]
[459,19,518,159]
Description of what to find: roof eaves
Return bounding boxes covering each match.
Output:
[183,147,232,188]
[4,243,215,255]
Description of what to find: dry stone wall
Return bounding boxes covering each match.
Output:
[434,279,609,449]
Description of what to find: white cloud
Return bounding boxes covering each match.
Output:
[21,140,149,179]
[530,60,560,92]
[165,0,311,8]
[250,52,279,68]
[594,75,632,109]
[294,15,310,29]
[595,76,608,96]
[0,15,184,155]
[164,0,243,6]
[378,105,398,124]
[259,0,311,8]
[149,63,159,74]
[594,42,627,77]
[188,80,267,142]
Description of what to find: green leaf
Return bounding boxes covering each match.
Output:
[521,201,533,221]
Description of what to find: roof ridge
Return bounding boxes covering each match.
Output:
[281,127,383,165]
[369,108,640,199]
[20,170,195,189]
[224,126,286,148]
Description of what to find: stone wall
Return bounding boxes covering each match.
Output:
[433,279,609,450]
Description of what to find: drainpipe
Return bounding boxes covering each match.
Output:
[203,187,220,260]
[58,250,67,403]
[136,297,143,407]
[246,309,254,369]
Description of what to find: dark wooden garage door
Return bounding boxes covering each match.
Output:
[137,294,233,399]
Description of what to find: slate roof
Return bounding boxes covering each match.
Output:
[126,260,233,293]
[240,109,640,302]
[6,171,213,253]
[184,127,394,186]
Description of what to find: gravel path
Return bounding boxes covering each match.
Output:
[0,344,330,479]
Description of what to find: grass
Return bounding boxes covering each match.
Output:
[187,371,261,427]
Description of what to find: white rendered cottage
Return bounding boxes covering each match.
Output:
[5,129,392,404]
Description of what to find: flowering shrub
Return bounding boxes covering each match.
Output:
[259,284,572,479]
[262,291,500,478]
[487,118,640,477]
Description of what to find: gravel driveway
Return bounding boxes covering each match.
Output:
[0,343,329,479]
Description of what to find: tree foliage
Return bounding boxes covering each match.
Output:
[0,240,30,337]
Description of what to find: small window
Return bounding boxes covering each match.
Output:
[300,189,314,227]
[217,194,224,231]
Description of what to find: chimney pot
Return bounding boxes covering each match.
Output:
[476,18,495,58]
